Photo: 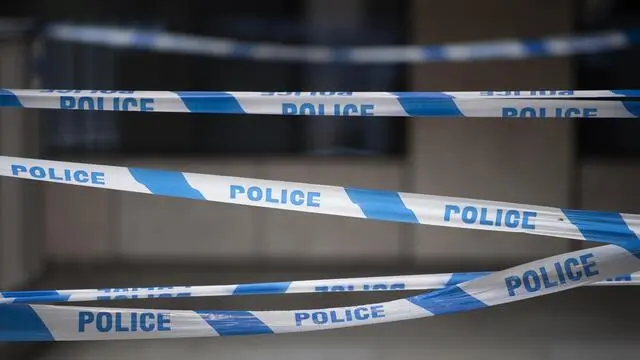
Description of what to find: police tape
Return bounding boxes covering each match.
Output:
[2,241,640,341]
[2,271,639,305]
[0,155,638,341]
[44,23,640,64]
[1,155,639,244]
[2,89,640,118]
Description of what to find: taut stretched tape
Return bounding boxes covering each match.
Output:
[2,89,640,117]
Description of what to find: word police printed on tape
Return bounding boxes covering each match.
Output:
[504,253,599,296]
[443,204,536,230]
[11,164,105,185]
[2,89,640,118]
[0,155,637,340]
[0,85,638,341]
[2,155,639,244]
[78,311,171,333]
[2,271,639,305]
[2,242,639,341]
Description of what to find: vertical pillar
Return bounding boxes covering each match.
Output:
[0,31,43,289]
[408,0,576,265]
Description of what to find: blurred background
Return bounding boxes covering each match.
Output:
[1,0,640,359]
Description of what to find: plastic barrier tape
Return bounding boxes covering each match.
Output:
[2,271,639,305]
[44,23,640,64]
[2,89,640,118]
[1,242,639,341]
[0,155,638,341]
[1,155,639,244]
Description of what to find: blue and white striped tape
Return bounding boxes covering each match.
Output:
[2,89,640,118]
[2,271,638,305]
[1,155,638,243]
[1,242,639,341]
[0,155,638,341]
[43,23,640,64]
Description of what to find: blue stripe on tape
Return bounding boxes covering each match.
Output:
[175,91,245,114]
[233,282,291,295]
[562,210,639,244]
[2,290,60,298]
[131,32,157,48]
[392,92,463,117]
[1,290,71,303]
[445,272,491,287]
[198,311,274,336]
[421,47,448,61]
[0,304,54,341]
[344,188,419,224]
[562,209,640,258]
[128,168,206,200]
[523,40,547,57]
[407,285,488,315]
[0,89,23,108]
[611,91,640,117]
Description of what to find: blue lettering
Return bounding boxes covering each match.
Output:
[122,98,137,111]
[230,185,245,199]
[354,307,368,320]
[140,313,155,331]
[579,253,599,277]
[282,103,297,114]
[294,312,310,326]
[502,107,518,117]
[444,205,537,230]
[48,167,63,181]
[564,258,581,281]
[60,96,76,109]
[290,190,304,206]
[294,306,385,326]
[10,165,106,185]
[522,270,541,292]
[479,208,494,226]
[29,166,46,178]
[461,206,478,224]
[78,312,94,332]
[370,305,385,318]
[505,276,521,296]
[96,312,113,332]
[444,204,460,221]
[501,106,598,118]
[306,192,320,207]
[115,313,129,332]
[312,312,328,324]
[10,164,26,176]
[583,108,597,117]
[247,186,263,201]
[506,254,599,296]
[606,274,632,282]
[77,311,170,333]
[91,172,105,185]
[140,98,154,111]
[361,104,374,116]
[504,210,520,228]
[265,188,278,203]
[540,267,558,288]
[73,170,89,183]
[77,97,95,110]
[299,103,316,115]
[521,211,536,229]
[229,185,320,207]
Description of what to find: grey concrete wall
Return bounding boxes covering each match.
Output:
[0,36,44,290]
[44,0,577,268]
